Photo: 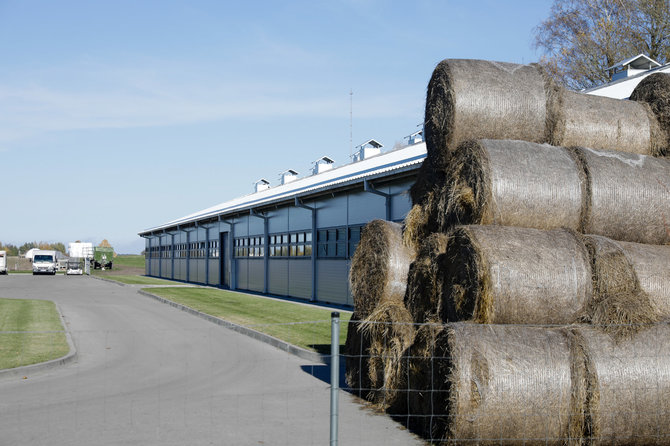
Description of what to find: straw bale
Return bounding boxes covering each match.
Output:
[630,72,670,156]
[404,233,450,324]
[578,323,670,445]
[359,301,416,410]
[402,203,433,254]
[349,220,415,319]
[580,146,670,245]
[427,323,575,445]
[441,226,592,325]
[610,239,670,318]
[580,235,660,336]
[400,322,444,437]
[554,90,659,155]
[436,139,583,233]
[409,155,446,206]
[424,59,549,170]
[343,312,372,398]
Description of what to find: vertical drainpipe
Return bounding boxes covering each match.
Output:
[363,179,392,221]
[222,217,236,290]
[170,232,175,280]
[146,235,152,276]
[205,225,210,285]
[294,197,317,302]
[250,209,270,295]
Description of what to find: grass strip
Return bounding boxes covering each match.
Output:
[102,275,178,285]
[0,298,69,370]
[145,287,350,354]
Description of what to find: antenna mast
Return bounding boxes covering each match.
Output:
[349,89,353,158]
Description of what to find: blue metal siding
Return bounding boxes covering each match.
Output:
[316,259,350,305]
[237,259,248,289]
[208,259,219,286]
[348,190,386,225]
[288,259,311,299]
[288,207,311,231]
[268,259,288,296]
[247,259,264,292]
[316,195,347,228]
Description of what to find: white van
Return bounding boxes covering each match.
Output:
[0,251,7,274]
[32,250,58,275]
[66,258,83,275]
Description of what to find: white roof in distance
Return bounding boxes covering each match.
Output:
[141,141,427,233]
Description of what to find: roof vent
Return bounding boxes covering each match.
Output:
[280,169,299,185]
[607,54,661,81]
[253,178,270,193]
[406,129,423,145]
[312,156,335,175]
[353,139,383,162]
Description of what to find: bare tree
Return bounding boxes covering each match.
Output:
[534,0,670,89]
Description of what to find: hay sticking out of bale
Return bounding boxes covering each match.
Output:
[580,235,659,338]
[349,220,415,319]
[402,203,433,254]
[409,155,446,206]
[359,301,415,410]
[343,312,372,398]
[435,139,583,233]
[630,72,670,156]
[441,226,592,325]
[436,140,670,245]
[404,233,450,324]
[424,59,549,171]
[580,146,670,245]
[554,90,658,155]
[428,323,575,444]
[578,323,670,445]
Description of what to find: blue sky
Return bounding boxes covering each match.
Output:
[0,0,553,254]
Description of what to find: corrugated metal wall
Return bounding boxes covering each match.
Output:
[316,259,350,305]
[289,259,311,299]
[268,259,288,296]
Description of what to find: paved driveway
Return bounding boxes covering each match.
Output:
[0,275,423,445]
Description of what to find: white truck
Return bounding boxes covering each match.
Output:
[32,250,58,275]
[0,251,7,274]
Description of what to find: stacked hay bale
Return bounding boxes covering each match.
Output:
[346,58,670,444]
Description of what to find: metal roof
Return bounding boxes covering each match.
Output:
[139,141,426,235]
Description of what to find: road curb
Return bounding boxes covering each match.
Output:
[89,275,126,286]
[0,303,78,378]
[137,289,329,364]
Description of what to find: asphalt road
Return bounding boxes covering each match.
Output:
[0,275,424,446]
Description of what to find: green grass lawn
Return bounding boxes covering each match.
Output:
[145,287,350,354]
[0,298,70,370]
[103,275,177,285]
[111,254,145,269]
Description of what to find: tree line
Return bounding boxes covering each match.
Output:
[0,242,67,257]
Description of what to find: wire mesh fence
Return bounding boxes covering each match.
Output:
[342,318,670,445]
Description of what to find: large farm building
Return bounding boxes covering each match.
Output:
[139,54,669,307]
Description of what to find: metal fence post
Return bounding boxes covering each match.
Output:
[330,311,340,445]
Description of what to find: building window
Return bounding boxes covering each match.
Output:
[317,225,363,258]
[208,240,219,258]
[268,231,312,257]
[234,236,265,258]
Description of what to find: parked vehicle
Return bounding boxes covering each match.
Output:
[32,250,58,275]
[93,247,114,270]
[0,251,7,275]
[66,258,83,275]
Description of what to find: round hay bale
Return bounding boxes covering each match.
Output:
[435,139,583,233]
[343,312,372,398]
[440,226,592,324]
[580,146,670,245]
[578,323,670,445]
[349,220,416,319]
[553,90,660,155]
[409,156,446,206]
[402,204,433,254]
[580,235,659,337]
[630,72,670,156]
[427,323,575,444]
[404,233,450,324]
[424,59,550,171]
[359,301,415,410]
[611,239,670,318]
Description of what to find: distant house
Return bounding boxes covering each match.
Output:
[584,54,669,99]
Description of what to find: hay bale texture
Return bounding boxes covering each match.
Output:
[349,220,415,319]
[630,72,670,156]
[424,59,667,172]
[433,139,670,245]
[441,226,592,325]
[404,233,450,324]
[579,323,670,445]
[424,59,551,171]
[426,323,577,445]
[437,225,669,329]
